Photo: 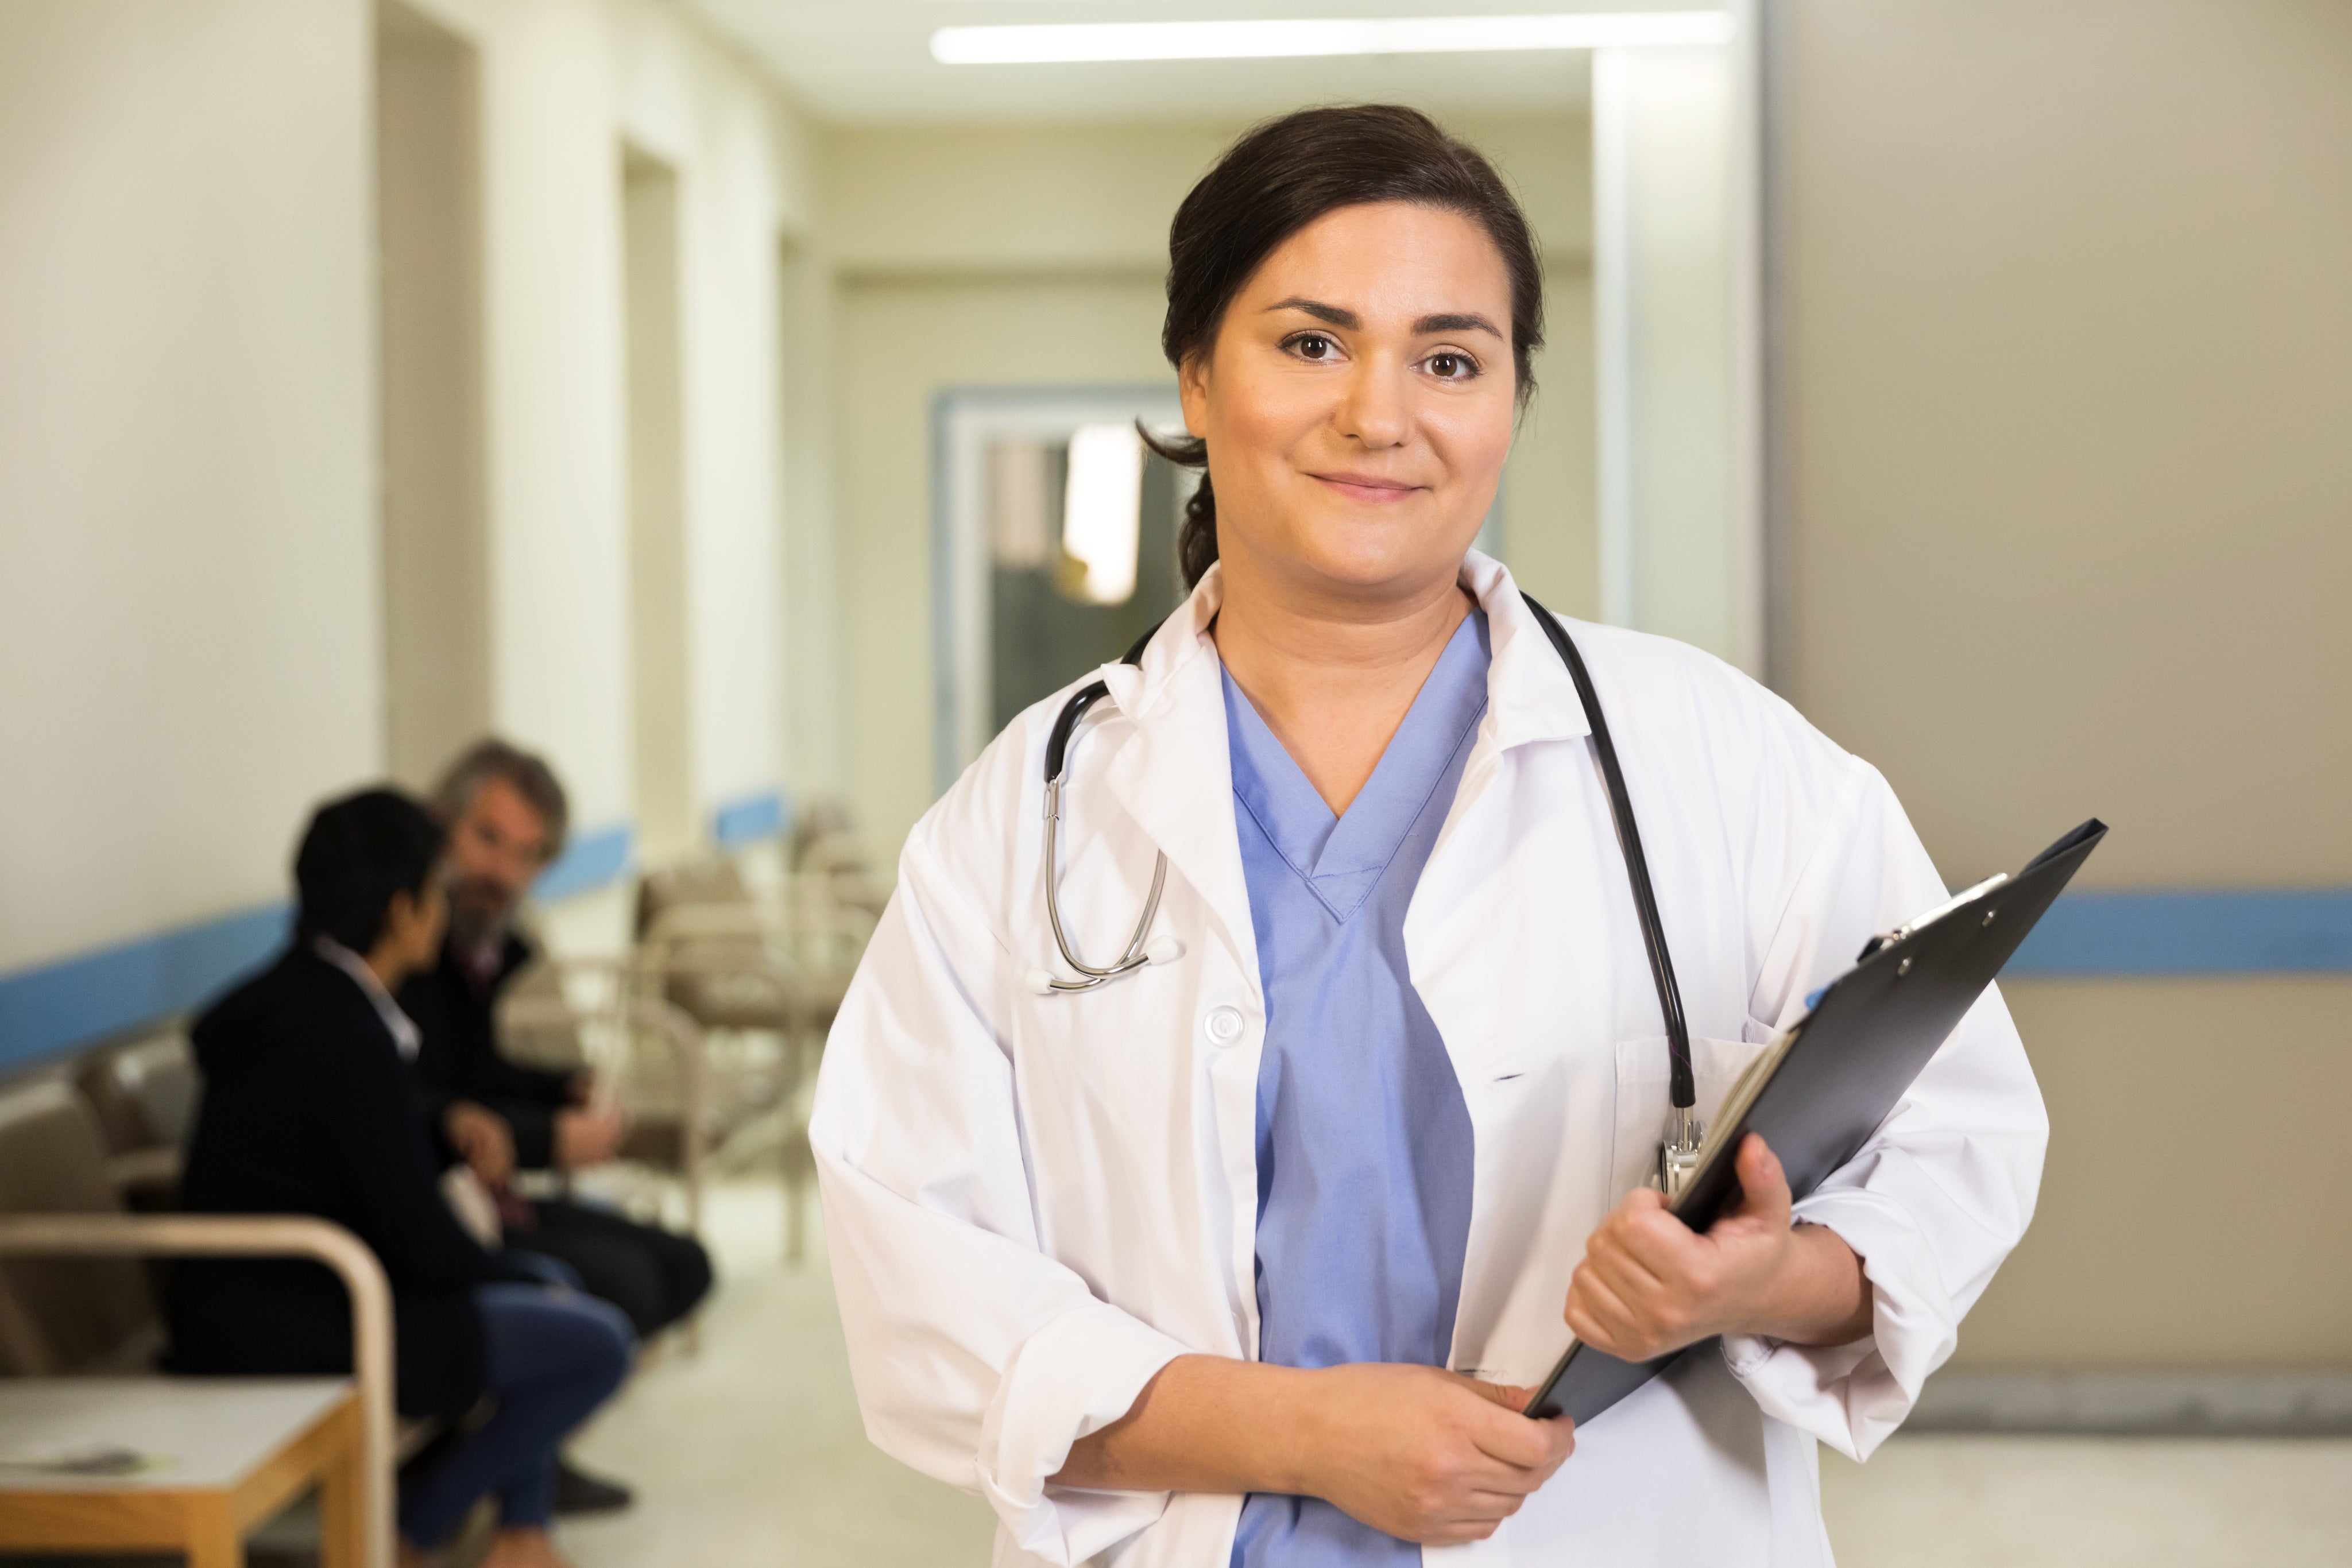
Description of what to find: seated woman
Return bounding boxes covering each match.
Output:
[171,787,635,1568]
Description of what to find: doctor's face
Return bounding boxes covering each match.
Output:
[1179,200,1519,606]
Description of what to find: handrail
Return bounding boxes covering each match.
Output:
[0,1213,394,1568]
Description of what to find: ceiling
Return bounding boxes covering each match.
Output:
[675,1,1705,125]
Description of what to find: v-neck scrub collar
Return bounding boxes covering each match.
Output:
[1221,609,1493,924]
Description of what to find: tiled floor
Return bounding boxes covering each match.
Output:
[564,1180,2352,1567]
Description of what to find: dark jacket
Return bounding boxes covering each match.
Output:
[399,934,579,1171]
[169,947,531,1418]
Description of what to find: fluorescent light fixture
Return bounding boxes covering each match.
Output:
[933,13,1732,65]
[1062,424,1144,605]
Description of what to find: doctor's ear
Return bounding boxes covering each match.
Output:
[1178,353,1212,438]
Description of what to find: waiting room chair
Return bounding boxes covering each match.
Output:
[633,863,864,1259]
[74,1030,199,1210]
[0,1077,395,1568]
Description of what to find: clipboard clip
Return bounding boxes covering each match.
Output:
[1656,1105,1705,1202]
[1856,872,2010,962]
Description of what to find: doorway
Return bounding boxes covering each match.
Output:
[930,386,1192,792]
[375,0,488,791]
[621,146,693,865]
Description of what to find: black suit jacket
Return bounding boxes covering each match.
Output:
[399,934,580,1172]
[169,947,531,1418]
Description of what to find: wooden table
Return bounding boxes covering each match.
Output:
[0,1377,362,1568]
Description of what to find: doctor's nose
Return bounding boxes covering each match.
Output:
[1333,364,1412,450]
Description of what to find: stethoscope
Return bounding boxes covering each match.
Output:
[1022,590,1705,1195]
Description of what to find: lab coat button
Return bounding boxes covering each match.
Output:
[1204,1005,1246,1046]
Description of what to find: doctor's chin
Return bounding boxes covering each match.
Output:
[2,4,2345,1567]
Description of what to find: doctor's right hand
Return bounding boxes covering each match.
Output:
[1054,1355,1572,1544]
[1295,1365,1574,1544]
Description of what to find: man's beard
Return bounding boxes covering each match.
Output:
[447,878,514,950]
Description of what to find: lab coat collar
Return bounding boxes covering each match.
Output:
[1097,566,1262,992]
[1097,560,1224,722]
[1098,552,1591,752]
[1460,550,1595,753]
[1086,552,1589,990]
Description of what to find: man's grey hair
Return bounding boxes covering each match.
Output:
[433,738,570,863]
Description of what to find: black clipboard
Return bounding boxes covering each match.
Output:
[1522,819,2107,1423]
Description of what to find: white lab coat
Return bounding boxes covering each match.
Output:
[813,552,2047,1567]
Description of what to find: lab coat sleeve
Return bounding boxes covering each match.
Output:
[1722,758,2049,1461]
[811,826,1193,1566]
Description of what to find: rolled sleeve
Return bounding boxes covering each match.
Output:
[980,1300,1191,1562]
[1723,1177,1962,1459]
[1727,755,2049,1461]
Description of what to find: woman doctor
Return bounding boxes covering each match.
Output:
[811,106,2047,1568]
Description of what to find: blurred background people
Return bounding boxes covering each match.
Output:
[169,788,634,1568]
[401,739,715,1513]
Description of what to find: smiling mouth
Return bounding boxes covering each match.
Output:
[1310,472,1422,503]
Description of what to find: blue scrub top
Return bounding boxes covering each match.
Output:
[1226,609,1489,1568]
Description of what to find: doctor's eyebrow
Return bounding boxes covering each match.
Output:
[1265,297,1359,328]
[1412,311,1504,339]
[1262,297,1503,340]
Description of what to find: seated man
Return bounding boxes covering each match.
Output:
[399,740,714,1511]
[172,788,634,1568]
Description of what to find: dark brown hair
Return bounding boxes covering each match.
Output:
[1144,104,1545,588]
[295,787,446,953]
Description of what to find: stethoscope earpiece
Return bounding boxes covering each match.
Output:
[1143,935,1184,966]
[1022,970,1057,997]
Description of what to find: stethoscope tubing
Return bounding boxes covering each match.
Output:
[1040,774,1169,989]
[1519,593,1697,1113]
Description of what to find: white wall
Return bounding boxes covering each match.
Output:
[0,0,812,1014]
[0,0,377,973]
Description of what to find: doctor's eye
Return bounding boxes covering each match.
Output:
[1422,350,1483,382]
[1282,331,1342,362]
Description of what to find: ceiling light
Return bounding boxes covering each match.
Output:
[931,13,1732,65]
[1062,424,1144,606]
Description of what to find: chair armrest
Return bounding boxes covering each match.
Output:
[102,1147,183,1195]
[0,1213,394,1568]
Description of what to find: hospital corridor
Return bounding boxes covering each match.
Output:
[2,2,2348,1566]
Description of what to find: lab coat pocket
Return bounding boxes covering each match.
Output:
[1607,1031,1776,1204]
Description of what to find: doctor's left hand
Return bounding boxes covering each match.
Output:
[1564,1133,1874,1361]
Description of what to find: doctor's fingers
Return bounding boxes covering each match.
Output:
[1581,1241,1719,1352]
[1463,1405,1575,1475]
[1596,1202,1720,1294]
[1729,1133,1794,1222]
[1584,1213,1693,1302]
[1565,1267,1672,1361]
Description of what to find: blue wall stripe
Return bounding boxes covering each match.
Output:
[0,818,637,1073]
[7,876,2343,1078]
[2009,889,2352,976]
[0,901,291,1071]
[532,822,634,903]
[711,789,787,849]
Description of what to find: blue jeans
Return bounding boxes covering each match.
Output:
[398,1284,636,1545]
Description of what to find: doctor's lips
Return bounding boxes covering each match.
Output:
[1309,470,1424,504]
